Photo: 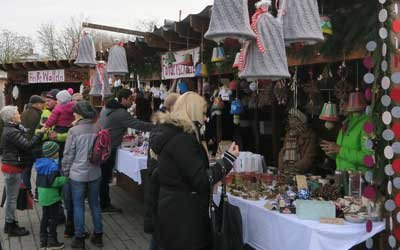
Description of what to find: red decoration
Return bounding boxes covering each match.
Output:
[363,57,374,69]
[366,220,373,233]
[363,122,374,134]
[390,86,400,103]
[363,156,375,168]
[393,159,400,173]
[229,81,238,90]
[395,227,400,241]
[393,123,400,139]
[364,88,372,102]
[393,20,400,33]
[362,186,376,199]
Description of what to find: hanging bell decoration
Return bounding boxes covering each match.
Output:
[204,0,256,43]
[90,61,112,97]
[232,52,241,69]
[211,46,225,63]
[319,102,339,130]
[181,53,194,66]
[107,41,129,75]
[195,63,208,77]
[320,16,333,36]
[347,91,367,112]
[165,51,176,66]
[280,0,324,46]
[75,32,97,67]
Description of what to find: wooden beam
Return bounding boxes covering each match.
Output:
[82,22,147,37]
[174,22,201,41]
[189,15,209,33]
[144,34,169,50]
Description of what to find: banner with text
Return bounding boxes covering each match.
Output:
[28,69,65,83]
[161,47,200,80]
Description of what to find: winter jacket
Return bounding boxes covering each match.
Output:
[151,115,237,250]
[62,119,101,182]
[1,123,43,168]
[34,158,68,207]
[21,104,42,140]
[45,101,75,128]
[331,114,374,173]
[98,99,154,150]
[35,109,68,143]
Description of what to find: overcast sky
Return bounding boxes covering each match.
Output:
[1,0,213,39]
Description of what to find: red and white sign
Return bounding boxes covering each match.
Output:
[161,47,200,80]
[28,69,65,83]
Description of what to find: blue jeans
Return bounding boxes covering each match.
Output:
[70,178,103,238]
[63,182,74,221]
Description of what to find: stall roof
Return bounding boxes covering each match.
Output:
[0,60,79,72]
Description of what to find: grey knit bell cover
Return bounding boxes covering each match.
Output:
[74,33,97,67]
[239,13,290,81]
[282,0,324,45]
[90,63,112,97]
[107,44,128,76]
[204,0,256,43]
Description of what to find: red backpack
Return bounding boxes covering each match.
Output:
[89,128,111,165]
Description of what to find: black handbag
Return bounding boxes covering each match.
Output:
[209,169,244,250]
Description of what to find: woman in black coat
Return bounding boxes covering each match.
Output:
[150,92,239,250]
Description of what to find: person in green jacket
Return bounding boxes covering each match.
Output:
[34,141,67,250]
[320,94,374,173]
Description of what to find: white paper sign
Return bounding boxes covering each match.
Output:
[28,69,65,83]
[161,47,200,80]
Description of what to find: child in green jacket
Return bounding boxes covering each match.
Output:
[34,141,67,250]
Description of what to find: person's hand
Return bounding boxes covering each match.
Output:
[40,126,49,134]
[320,140,340,155]
[48,131,57,141]
[228,142,240,158]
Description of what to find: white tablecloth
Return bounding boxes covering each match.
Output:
[115,149,148,184]
[214,192,385,250]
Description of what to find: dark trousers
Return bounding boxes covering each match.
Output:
[40,202,61,242]
[149,236,159,250]
[100,149,117,209]
[21,164,33,191]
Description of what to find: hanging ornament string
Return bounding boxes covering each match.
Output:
[292,66,298,109]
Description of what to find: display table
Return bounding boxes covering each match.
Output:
[214,192,385,250]
[115,149,148,185]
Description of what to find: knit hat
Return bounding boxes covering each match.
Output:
[42,141,60,158]
[46,89,60,100]
[29,95,45,104]
[288,108,308,123]
[73,101,97,119]
[56,90,72,104]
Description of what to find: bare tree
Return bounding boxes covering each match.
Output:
[133,19,159,32]
[0,29,34,64]
[37,22,60,60]
[57,16,84,59]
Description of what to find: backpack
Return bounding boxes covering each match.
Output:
[89,128,111,165]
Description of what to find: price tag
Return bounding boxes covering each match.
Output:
[296,175,308,190]
[320,218,344,225]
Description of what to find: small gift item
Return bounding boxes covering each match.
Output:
[281,0,324,46]
[204,0,256,43]
[75,32,97,67]
[107,41,128,75]
[239,3,290,80]
[366,220,373,233]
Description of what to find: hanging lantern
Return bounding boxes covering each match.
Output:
[75,32,97,67]
[320,16,333,36]
[232,52,241,69]
[347,91,367,112]
[211,46,225,63]
[165,51,176,66]
[181,53,194,66]
[107,41,129,75]
[204,0,256,43]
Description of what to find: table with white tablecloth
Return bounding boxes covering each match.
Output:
[214,192,385,250]
[115,149,148,184]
